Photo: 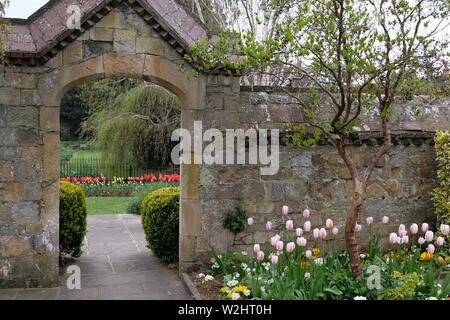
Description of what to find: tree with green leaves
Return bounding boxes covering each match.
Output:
[81,83,181,168]
[0,0,10,64]
[186,0,449,278]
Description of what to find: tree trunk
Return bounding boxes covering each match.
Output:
[345,191,364,279]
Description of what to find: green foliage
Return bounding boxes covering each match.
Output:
[380,272,425,300]
[141,186,180,263]
[81,83,181,167]
[0,0,11,65]
[222,205,246,234]
[432,130,450,242]
[59,181,87,258]
[127,181,180,214]
[60,87,89,138]
[60,142,74,162]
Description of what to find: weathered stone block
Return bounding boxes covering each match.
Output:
[96,11,126,29]
[104,53,144,78]
[40,107,60,132]
[42,134,59,181]
[0,88,21,105]
[11,201,40,224]
[63,41,83,65]
[0,236,32,257]
[89,27,114,41]
[136,37,164,55]
[21,89,43,106]
[113,29,135,53]
[6,106,38,128]
[5,73,36,89]
[0,161,13,182]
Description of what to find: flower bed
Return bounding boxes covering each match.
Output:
[60,173,180,197]
[196,206,449,300]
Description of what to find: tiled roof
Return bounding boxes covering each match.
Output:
[1,0,207,66]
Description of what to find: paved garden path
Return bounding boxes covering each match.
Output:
[0,214,188,300]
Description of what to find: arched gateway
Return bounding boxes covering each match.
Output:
[1,0,448,290]
[0,0,237,288]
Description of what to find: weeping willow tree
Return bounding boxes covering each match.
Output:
[81,83,181,167]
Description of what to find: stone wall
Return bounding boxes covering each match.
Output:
[195,88,450,266]
[0,0,208,288]
[0,0,449,289]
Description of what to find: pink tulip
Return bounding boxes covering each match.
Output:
[427,244,435,254]
[332,227,339,235]
[440,224,449,236]
[286,242,295,253]
[271,255,278,265]
[286,220,294,231]
[326,219,333,229]
[399,230,407,238]
[421,223,429,233]
[305,250,312,258]
[266,221,273,231]
[396,236,401,244]
[296,228,303,237]
[304,221,311,232]
[296,237,307,247]
[281,205,289,215]
[398,224,406,233]
[410,223,418,234]
[276,240,284,251]
[257,251,264,261]
[303,209,310,218]
[319,228,327,239]
[389,233,398,244]
[382,216,389,224]
[253,244,260,253]
[402,236,409,244]
[248,217,254,226]
[271,235,280,246]
[313,228,320,239]
[425,230,434,242]
[418,237,425,245]
[355,224,362,232]
[436,236,444,246]
[366,217,373,225]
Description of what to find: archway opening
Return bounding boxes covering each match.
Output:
[57,77,185,299]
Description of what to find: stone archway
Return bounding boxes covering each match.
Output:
[0,0,213,288]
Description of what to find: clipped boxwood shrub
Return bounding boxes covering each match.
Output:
[141,186,180,263]
[431,130,449,243]
[60,181,88,258]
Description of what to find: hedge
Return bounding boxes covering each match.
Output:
[431,130,449,243]
[59,181,88,258]
[141,186,180,263]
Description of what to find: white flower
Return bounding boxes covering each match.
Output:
[227,280,238,287]
[235,273,240,278]
[304,272,310,279]
[243,289,251,297]
[198,273,205,278]
[314,258,324,266]
[360,254,366,259]
[353,296,367,300]
[204,275,214,281]
[261,286,266,292]
[231,292,240,300]
[241,263,248,269]
[211,263,219,269]
[267,279,274,284]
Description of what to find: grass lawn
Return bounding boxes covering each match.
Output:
[86,197,137,215]
[71,150,102,160]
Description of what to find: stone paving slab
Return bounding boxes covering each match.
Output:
[0,214,188,300]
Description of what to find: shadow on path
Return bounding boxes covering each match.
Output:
[0,214,188,300]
